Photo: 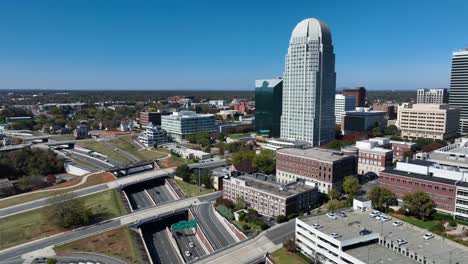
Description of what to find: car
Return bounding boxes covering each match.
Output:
[326,213,337,220]
[396,239,408,245]
[330,233,342,238]
[33,258,47,263]
[393,221,403,227]
[423,233,434,240]
[185,251,191,257]
[189,242,195,248]
[369,211,381,218]
[312,223,322,229]
[359,229,371,236]
[336,211,347,217]
[380,215,392,222]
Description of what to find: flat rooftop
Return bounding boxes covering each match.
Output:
[300,210,467,264]
[277,147,352,162]
[235,174,315,198]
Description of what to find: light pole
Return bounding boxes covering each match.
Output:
[198,168,201,192]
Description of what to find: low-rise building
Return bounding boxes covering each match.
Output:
[421,137,468,169]
[341,109,386,135]
[371,102,397,120]
[390,140,416,161]
[397,104,460,140]
[258,138,310,151]
[355,140,393,176]
[276,148,356,193]
[295,199,466,264]
[223,173,319,217]
[165,144,210,160]
[73,123,89,139]
[138,122,168,147]
[161,111,217,142]
[208,100,226,107]
[140,111,162,127]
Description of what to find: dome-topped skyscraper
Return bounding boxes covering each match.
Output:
[280,18,336,146]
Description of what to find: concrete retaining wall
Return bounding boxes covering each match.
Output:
[138,228,154,264]
[164,178,180,200]
[64,163,90,176]
[188,208,214,254]
[165,227,185,263]
[211,204,247,241]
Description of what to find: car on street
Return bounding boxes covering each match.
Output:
[423,233,434,240]
[396,239,408,245]
[185,251,191,257]
[380,215,391,222]
[326,213,337,220]
[33,258,47,263]
[359,229,371,235]
[330,233,342,238]
[393,221,403,227]
[189,242,195,248]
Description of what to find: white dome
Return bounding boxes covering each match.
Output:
[290,18,331,44]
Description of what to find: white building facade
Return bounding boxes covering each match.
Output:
[138,122,168,147]
[280,18,336,146]
[161,111,216,142]
[335,94,356,125]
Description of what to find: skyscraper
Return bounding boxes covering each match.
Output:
[449,49,468,134]
[255,78,283,137]
[417,88,448,104]
[280,18,336,146]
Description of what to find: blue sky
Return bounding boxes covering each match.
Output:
[0,0,467,91]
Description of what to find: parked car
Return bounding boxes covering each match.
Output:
[380,215,392,222]
[359,229,371,236]
[185,251,191,257]
[336,211,347,217]
[312,223,323,229]
[423,233,434,240]
[189,242,195,248]
[326,213,337,220]
[330,233,342,238]
[369,211,381,218]
[393,221,403,227]
[396,239,408,245]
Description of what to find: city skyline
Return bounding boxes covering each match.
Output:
[0,1,467,91]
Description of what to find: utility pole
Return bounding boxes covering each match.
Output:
[198,168,201,192]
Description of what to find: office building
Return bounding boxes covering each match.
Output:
[276,148,356,193]
[343,86,366,107]
[138,122,168,147]
[255,78,283,137]
[371,102,397,120]
[161,111,216,142]
[341,108,386,135]
[258,138,310,151]
[295,199,466,264]
[379,159,468,217]
[223,173,318,217]
[449,49,468,134]
[389,140,416,161]
[140,111,162,127]
[208,100,226,107]
[280,18,336,146]
[335,94,356,125]
[417,88,448,104]
[355,139,393,176]
[397,104,460,140]
[73,123,89,139]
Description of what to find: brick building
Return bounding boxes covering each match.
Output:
[140,111,162,127]
[355,140,393,176]
[372,102,397,120]
[222,173,318,217]
[276,148,356,193]
[343,86,366,107]
[390,140,416,161]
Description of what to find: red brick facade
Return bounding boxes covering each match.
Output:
[379,171,456,212]
[343,87,366,107]
[391,143,415,161]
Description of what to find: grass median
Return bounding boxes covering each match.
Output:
[0,172,115,209]
[0,189,125,249]
[54,227,140,264]
[79,140,131,164]
[175,179,214,197]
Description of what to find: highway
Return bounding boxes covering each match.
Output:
[128,189,155,210]
[0,184,109,218]
[147,228,183,264]
[147,184,174,204]
[175,228,206,262]
[124,179,177,210]
[195,220,295,264]
[0,168,176,218]
[0,193,221,262]
[193,203,237,249]
[101,140,140,163]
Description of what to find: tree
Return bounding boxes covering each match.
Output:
[384,125,399,136]
[47,194,92,228]
[367,186,397,212]
[283,239,297,252]
[326,199,347,212]
[371,126,383,137]
[342,176,360,197]
[328,189,339,200]
[230,151,255,166]
[175,164,191,182]
[252,149,276,174]
[235,196,247,211]
[335,125,343,140]
[402,191,436,220]
[402,149,413,159]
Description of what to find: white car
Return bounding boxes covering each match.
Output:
[189,242,195,248]
[369,211,381,218]
[326,213,337,220]
[312,223,322,229]
[423,233,434,240]
[396,239,408,245]
[185,251,191,257]
[330,233,342,238]
[393,221,403,227]
[380,215,392,222]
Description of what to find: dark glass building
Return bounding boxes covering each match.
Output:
[255,78,283,137]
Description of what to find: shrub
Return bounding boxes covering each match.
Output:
[216,205,234,221]
[449,219,457,227]
[259,222,269,231]
[429,223,444,233]
[242,224,250,231]
[276,215,287,223]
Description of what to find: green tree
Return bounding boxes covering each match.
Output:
[47,194,92,228]
[367,186,397,212]
[175,164,191,182]
[230,150,255,166]
[403,149,413,159]
[342,176,360,197]
[384,125,399,136]
[326,199,347,212]
[252,149,276,174]
[235,196,247,211]
[328,189,340,200]
[402,191,436,220]
[371,126,383,137]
